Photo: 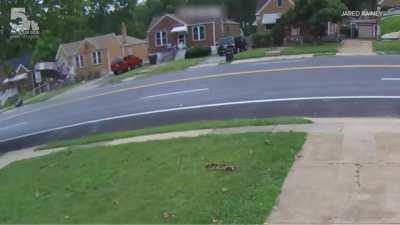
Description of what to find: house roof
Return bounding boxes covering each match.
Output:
[148,6,240,31]
[116,35,147,45]
[380,0,400,7]
[256,0,270,12]
[224,19,240,25]
[256,0,296,15]
[57,33,146,58]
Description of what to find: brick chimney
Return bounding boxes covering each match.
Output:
[121,22,127,44]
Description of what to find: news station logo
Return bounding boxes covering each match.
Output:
[9,8,40,39]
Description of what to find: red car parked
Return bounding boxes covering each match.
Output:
[111,55,143,75]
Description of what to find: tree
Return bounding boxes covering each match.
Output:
[282,0,347,39]
[31,31,61,64]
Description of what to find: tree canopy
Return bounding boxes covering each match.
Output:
[0,0,375,66]
[280,0,347,38]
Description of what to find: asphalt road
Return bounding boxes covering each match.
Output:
[1,55,400,152]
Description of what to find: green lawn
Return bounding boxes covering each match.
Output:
[281,43,340,55]
[373,40,400,54]
[234,48,269,60]
[0,132,306,224]
[110,58,204,83]
[25,84,78,104]
[381,16,400,35]
[39,117,312,149]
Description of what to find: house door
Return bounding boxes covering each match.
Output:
[177,33,186,49]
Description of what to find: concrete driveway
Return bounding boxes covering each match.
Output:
[267,118,400,224]
[338,39,375,56]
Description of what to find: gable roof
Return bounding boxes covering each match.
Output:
[56,33,146,59]
[256,0,296,15]
[148,6,240,32]
[147,14,187,32]
[117,35,147,45]
[380,0,400,7]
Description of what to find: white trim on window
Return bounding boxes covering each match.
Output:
[192,25,206,41]
[75,55,84,68]
[155,31,168,46]
[92,51,102,65]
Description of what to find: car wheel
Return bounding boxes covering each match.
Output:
[114,71,119,75]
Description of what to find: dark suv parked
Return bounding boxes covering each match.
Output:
[217,36,247,56]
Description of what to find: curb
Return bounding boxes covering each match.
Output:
[336,53,378,56]
[231,54,314,64]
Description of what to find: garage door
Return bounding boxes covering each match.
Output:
[358,25,374,39]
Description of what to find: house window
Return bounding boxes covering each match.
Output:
[192,25,205,41]
[265,24,275,31]
[75,55,84,68]
[277,0,283,7]
[92,51,102,65]
[156,31,167,46]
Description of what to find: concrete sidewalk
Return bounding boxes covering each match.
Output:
[267,118,400,225]
[338,39,376,56]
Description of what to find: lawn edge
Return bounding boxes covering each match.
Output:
[37,117,312,150]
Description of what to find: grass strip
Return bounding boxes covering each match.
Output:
[39,117,311,150]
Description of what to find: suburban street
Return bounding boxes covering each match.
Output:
[1,55,400,152]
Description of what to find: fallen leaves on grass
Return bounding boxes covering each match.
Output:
[162,211,176,221]
[205,162,236,172]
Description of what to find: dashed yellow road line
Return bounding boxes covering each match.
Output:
[1,64,400,123]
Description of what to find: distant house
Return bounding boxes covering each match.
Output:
[255,0,340,41]
[56,24,148,80]
[255,0,295,32]
[379,0,400,10]
[1,53,34,93]
[147,6,241,55]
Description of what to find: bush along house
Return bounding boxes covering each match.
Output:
[56,23,148,81]
[147,6,242,62]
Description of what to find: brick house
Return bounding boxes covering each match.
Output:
[255,0,340,40]
[56,24,148,80]
[147,6,241,55]
[255,0,295,32]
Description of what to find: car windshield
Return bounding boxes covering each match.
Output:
[218,37,234,45]
[2,0,400,224]
[112,57,123,64]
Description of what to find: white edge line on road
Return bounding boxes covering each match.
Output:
[252,59,305,65]
[0,122,27,132]
[3,95,400,143]
[381,78,400,81]
[140,88,209,99]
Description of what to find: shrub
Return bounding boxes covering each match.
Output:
[185,46,211,59]
[251,32,273,48]
[271,26,284,46]
[340,26,351,38]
